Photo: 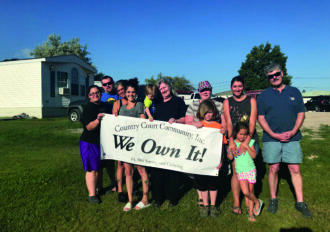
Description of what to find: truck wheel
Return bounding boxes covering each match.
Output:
[69,109,80,122]
[315,106,320,112]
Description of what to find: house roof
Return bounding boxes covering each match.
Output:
[0,55,97,73]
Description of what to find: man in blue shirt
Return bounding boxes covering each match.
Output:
[257,63,312,218]
[99,75,121,195]
[101,75,121,105]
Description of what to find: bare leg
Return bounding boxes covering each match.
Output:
[137,165,149,204]
[231,161,241,213]
[124,163,134,203]
[240,180,259,221]
[240,180,259,209]
[197,190,203,205]
[201,191,209,206]
[210,190,217,206]
[288,164,303,202]
[86,171,98,196]
[268,163,280,199]
[96,168,103,191]
[117,161,124,193]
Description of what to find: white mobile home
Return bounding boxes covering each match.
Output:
[0,55,96,118]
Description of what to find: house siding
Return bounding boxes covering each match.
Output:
[0,55,96,118]
[0,60,43,117]
[41,62,92,117]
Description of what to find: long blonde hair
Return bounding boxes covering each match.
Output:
[196,99,219,121]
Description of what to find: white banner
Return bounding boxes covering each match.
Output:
[100,114,223,176]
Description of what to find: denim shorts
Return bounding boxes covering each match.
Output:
[262,141,303,164]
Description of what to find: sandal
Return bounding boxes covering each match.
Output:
[232,206,242,215]
[254,199,264,216]
[198,199,203,209]
[123,202,132,212]
[134,201,150,210]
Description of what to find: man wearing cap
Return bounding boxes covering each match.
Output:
[257,63,312,218]
[185,80,227,211]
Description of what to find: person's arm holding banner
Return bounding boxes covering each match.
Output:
[169,117,185,124]
[86,113,104,131]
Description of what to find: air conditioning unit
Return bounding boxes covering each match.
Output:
[59,88,70,95]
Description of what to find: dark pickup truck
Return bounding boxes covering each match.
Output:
[67,84,147,122]
[67,99,88,122]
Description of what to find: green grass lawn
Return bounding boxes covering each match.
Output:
[0,118,329,232]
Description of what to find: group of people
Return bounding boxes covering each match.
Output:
[79,63,312,221]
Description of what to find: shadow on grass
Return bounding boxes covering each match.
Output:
[278,163,297,201]
[255,149,267,198]
[280,227,313,232]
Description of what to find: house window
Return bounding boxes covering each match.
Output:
[80,85,85,96]
[57,71,68,88]
[71,68,79,96]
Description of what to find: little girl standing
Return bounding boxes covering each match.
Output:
[227,121,263,221]
[195,99,227,217]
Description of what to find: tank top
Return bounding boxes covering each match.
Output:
[228,95,259,144]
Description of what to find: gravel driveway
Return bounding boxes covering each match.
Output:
[303,112,330,130]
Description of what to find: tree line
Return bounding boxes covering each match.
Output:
[31,33,291,91]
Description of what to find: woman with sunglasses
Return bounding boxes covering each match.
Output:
[79,85,107,204]
[223,76,259,215]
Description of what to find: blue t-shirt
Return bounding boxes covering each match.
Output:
[101,93,121,104]
[101,93,122,113]
[257,85,305,142]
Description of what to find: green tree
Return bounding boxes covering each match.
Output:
[238,42,292,90]
[30,33,92,64]
[145,73,195,91]
[94,72,105,82]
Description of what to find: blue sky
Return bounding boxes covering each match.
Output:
[1,0,330,93]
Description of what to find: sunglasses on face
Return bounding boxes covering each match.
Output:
[200,88,212,93]
[102,82,113,86]
[89,91,100,96]
[267,71,281,80]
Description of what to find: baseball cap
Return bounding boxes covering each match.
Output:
[198,81,212,92]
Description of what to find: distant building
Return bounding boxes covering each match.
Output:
[0,55,96,118]
[214,90,264,99]
[214,90,232,98]
[302,90,330,103]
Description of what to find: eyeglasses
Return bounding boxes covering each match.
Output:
[89,91,100,96]
[102,82,113,86]
[267,71,281,80]
[117,87,125,92]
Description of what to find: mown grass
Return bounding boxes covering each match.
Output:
[0,119,329,232]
